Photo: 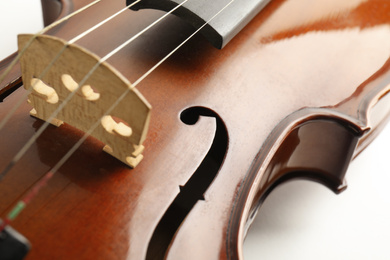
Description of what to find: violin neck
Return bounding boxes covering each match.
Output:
[128,0,271,48]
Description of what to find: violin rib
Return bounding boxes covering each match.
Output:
[0,0,389,259]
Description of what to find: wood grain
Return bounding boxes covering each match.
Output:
[18,34,151,167]
[0,0,389,259]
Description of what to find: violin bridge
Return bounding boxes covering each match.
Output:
[18,34,151,168]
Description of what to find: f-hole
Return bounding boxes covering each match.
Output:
[146,107,228,260]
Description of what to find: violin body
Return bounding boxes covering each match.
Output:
[0,0,389,259]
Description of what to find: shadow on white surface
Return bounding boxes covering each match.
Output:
[1,2,389,259]
[244,122,390,259]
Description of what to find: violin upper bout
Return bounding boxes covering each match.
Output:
[17,34,151,168]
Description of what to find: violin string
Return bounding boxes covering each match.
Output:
[0,0,101,86]
[68,1,141,45]
[0,0,142,132]
[0,0,189,180]
[0,0,236,231]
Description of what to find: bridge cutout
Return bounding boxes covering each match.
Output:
[18,34,151,168]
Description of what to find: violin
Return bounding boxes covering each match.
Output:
[0,0,389,259]
[244,125,390,259]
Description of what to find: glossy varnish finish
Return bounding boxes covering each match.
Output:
[0,0,389,259]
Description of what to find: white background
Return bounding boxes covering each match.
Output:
[1,1,389,259]
[0,0,43,61]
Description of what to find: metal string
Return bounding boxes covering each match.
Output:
[0,0,101,86]
[0,0,188,180]
[0,0,142,132]
[0,0,235,230]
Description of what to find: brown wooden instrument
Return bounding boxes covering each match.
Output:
[0,0,389,259]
